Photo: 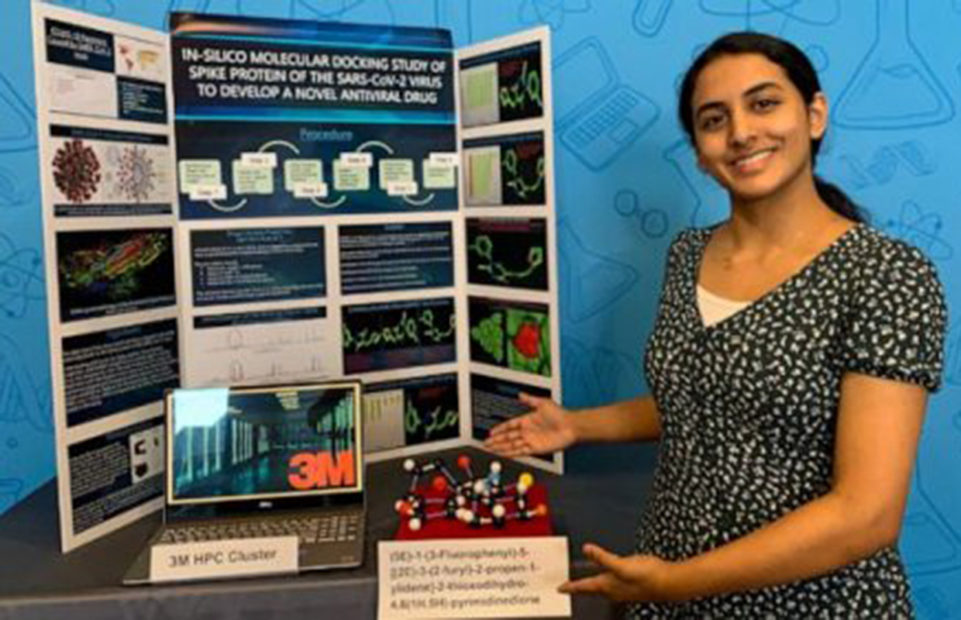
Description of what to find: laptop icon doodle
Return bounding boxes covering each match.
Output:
[553,38,659,171]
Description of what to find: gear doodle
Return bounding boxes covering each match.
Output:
[52,139,101,203]
[114,145,157,203]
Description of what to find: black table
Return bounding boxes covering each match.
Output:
[0,447,652,619]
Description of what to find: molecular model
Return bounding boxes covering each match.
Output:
[394,455,548,532]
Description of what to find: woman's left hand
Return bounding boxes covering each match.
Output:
[558,543,679,603]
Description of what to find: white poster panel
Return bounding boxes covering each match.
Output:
[32,3,180,551]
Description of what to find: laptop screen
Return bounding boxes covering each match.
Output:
[166,382,363,505]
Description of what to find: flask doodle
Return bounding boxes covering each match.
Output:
[834,0,954,129]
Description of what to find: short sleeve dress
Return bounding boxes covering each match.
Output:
[631,224,947,618]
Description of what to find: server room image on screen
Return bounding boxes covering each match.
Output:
[171,387,358,501]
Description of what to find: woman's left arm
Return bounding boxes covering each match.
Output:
[561,371,927,602]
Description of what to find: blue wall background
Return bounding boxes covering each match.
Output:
[1,0,959,613]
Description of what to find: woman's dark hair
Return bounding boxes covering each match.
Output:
[677,32,864,223]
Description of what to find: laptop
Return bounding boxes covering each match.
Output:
[123,381,366,584]
[553,38,659,171]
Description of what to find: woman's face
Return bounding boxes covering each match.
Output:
[690,53,826,202]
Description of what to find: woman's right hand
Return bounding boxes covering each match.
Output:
[483,393,578,457]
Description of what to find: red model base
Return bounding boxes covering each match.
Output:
[394,483,553,540]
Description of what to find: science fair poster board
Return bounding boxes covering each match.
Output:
[33,4,560,551]
[33,3,179,552]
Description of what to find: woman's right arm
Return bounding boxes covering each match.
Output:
[484,394,661,457]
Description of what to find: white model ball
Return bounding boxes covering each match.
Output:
[403,459,415,472]
[490,461,502,473]
[492,504,506,518]
[409,517,422,531]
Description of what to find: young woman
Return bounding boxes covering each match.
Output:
[485,32,946,617]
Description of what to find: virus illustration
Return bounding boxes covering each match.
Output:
[52,139,101,203]
[115,145,157,203]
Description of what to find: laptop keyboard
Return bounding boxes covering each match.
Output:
[157,514,361,546]
[568,89,640,147]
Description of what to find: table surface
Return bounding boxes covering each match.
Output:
[0,446,652,619]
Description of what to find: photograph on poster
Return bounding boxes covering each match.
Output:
[43,18,167,123]
[56,228,175,322]
[63,318,179,427]
[469,296,551,377]
[184,307,335,387]
[463,132,545,206]
[50,125,173,217]
[342,297,456,374]
[460,41,544,128]
[68,416,165,536]
[466,217,547,290]
[362,373,459,452]
[170,386,358,499]
[190,227,325,306]
[339,222,454,294]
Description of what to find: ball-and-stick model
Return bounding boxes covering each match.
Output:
[395,455,548,532]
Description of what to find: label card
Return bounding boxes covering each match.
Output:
[334,160,371,191]
[339,152,373,167]
[284,159,324,190]
[422,160,457,189]
[150,536,298,583]
[232,161,275,194]
[188,184,227,201]
[179,159,222,193]
[378,536,571,619]
[240,152,278,168]
[386,181,418,196]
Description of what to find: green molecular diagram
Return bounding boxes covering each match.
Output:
[503,147,545,200]
[470,308,551,377]
[470,312,504,362]
[343,308,455,353]
[405,400,458,441]
[499,61,542,112]
[506,309,550,377]
[468,234,544,285]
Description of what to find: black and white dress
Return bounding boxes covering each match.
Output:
[631,224,947,618]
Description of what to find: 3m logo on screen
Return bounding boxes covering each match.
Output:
[288,451,355,489]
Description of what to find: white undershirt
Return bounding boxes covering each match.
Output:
[697,285,751,327]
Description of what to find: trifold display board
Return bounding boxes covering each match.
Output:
[32,3,560,552]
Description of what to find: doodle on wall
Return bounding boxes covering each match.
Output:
[884,201,953,262]
[0,75,35,154]
[613,189,669,240]
[552,37,659,171]
[837,140,936,190]
[519,0,590,30]
[834,0,954,130]
[0,234,44,320]
[557,222,638,323]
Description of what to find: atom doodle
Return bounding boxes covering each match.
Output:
[342,309,455,353]
[499,61,542,112]
[52,139,101,203]
[0,234,44,319]
[468,234,544,285]
[503,147,545,200]
[114,145,157,202]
